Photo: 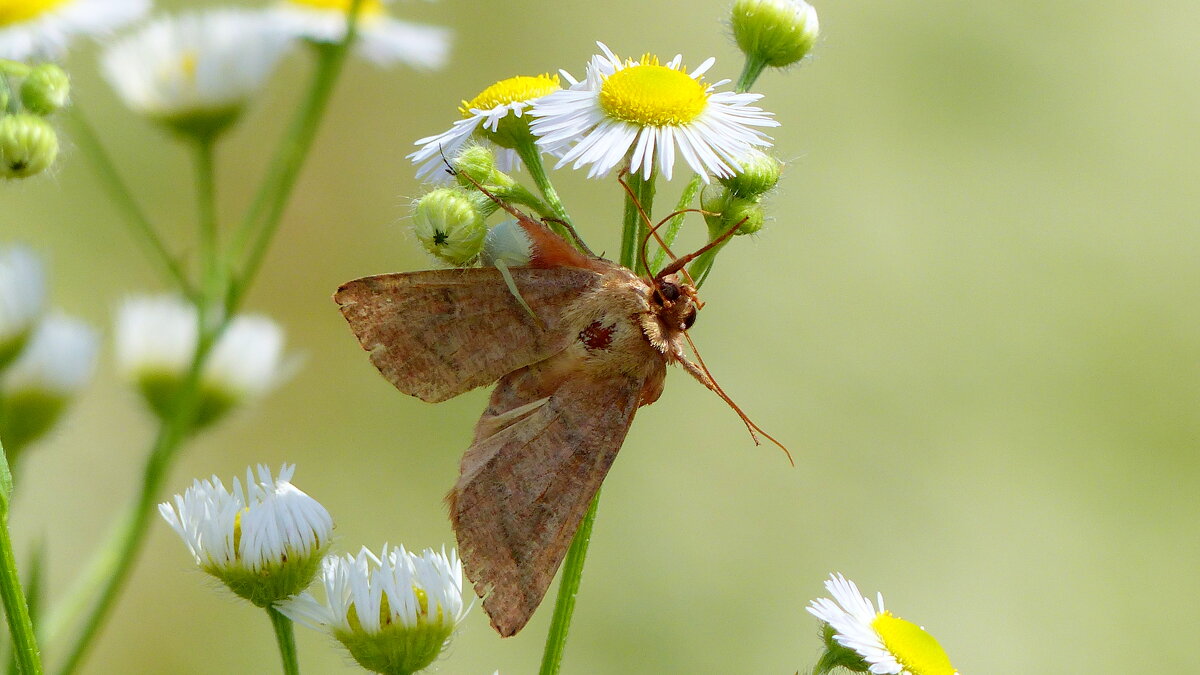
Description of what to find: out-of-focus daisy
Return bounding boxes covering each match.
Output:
[101,10,291,139]
[115,295,293,427]
[159,464,333,606]
[280,544,468,675]
[272,0,449,69]
[0,313,97,457]
[0,245,46,371]
[409,73,562,182]
[807,573,959,675]
[530,43,778,182]
[0,0,149,61]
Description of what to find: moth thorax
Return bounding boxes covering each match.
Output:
[481,218,533,267]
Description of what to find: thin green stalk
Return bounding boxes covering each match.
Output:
[191,138,222,309]
[687,237,728,289]
[228,1,364,311]
[66,108,194,298]
[650,174,704,274]
[0,439,43,675]
[514,141,574,242]
[621,168,657,276]
[267,607,300,675]
[49,323,223,675]
[736,55,768,94]
[537,179,647,674]
[8,541,45,675]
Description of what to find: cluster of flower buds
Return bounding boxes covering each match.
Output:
[702,148,785,238]
[0,247,98,463]
[0,61,69,180]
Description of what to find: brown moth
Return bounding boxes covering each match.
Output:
[335,203,781,637]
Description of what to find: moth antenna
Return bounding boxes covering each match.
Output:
[616,170,670,277]
[657,215,747,280]
[680,331,793,465]
[541,217,596,257]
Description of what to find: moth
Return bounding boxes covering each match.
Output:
[335,196,782,637]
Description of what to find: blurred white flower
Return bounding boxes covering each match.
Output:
[807,573,960,675]
[409,73,562,182]
[0,0,149,61]
[115,294,293,427]
[272,0,449,69]
[0,245,45,371]
[102,9,291,138]
[280,544,468,675]
[159,464,333,606]
[530,43,778,182]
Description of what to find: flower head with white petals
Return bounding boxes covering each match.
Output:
[280,544,468,674]
[807,573,960,675]
[159,464,333,606]
[409,73,562,182]
[0,0,148,61]
[102,10,292,138]
[530,42,778,182]
[272,0,449,69]
[0,245,45,371]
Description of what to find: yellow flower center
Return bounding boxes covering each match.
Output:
[0,0,69,26]
[599,61,709,127]
[459,74,560,117]
[286,0,383,16]
[872,613,959,675]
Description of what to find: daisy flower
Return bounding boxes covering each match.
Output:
[272,0,449,69]
[408,73,562,182]
[0,0,148,61]
[807,573,960,675]
[280,544,468,675]
[101,10,291,137]
[530,43,778,182]
[159,463,333,606]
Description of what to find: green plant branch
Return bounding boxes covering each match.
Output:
[0,439,43,675]
[514,141,575,244]
[650,175,704,274]
[191,138,223,310]
[267,607,300,675]
[66,107,195,298]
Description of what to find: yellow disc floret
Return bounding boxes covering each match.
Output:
[286,0,383,16]
[872,613,959,675]
[0,0,69,26]
[460,74,560,117]
[599,61,709,127]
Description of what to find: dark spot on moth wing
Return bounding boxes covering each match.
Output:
[578,321,616,351]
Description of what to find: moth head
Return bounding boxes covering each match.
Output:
[650,273,699,332]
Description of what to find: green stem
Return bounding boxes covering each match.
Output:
[66,107,195,298]
[0,440,43,675]
[620,168,657,276]
[513,141,575,243]
[538,492,601,675]
[48,322,223,675]
[0,60,31,78]
[650,174,704,274]
[227,1,364,312]
[736,55,768,94]
[267,607,300,675]
[687,237,728,289]
[192,138,222,310]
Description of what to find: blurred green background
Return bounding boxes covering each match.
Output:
[5,0,1200,672]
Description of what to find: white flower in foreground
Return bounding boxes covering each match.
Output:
[409,73,562,182]
[280,544,468,675]
[273,0,449,69]
[159,464,333,606]
[0,313,97,455]
[0,0,148,61]
[807,573,959,675]
[530,42,778,182]
[115,295,292,427]
[0,245,45,371]
[102,10,291,139]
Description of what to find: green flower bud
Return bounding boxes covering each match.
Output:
[453,143,517,192]
[20,64,70,116]
[702,188,766,236]
[0,114,59,179]
[412,188,488,265]
[732,0,820,68]
[719,149,783,198]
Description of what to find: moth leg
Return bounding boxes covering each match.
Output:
[493,260,545,330]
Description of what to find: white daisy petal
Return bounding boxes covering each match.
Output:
[0,0,148,61]
[272,0,450,69]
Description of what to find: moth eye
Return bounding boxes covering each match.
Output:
[683,307,697,330]
[658,282,681,303]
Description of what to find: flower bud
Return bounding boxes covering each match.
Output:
[20,64,71,115]
[0,114,59,179]
[0,314,98,460]
[279,544,469,675]
[719,149,783,198]
[732,0,820,69]
[702,188,766,236]
[453,143,517,192]
[411,187,488,265]
[160,464,333,607]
